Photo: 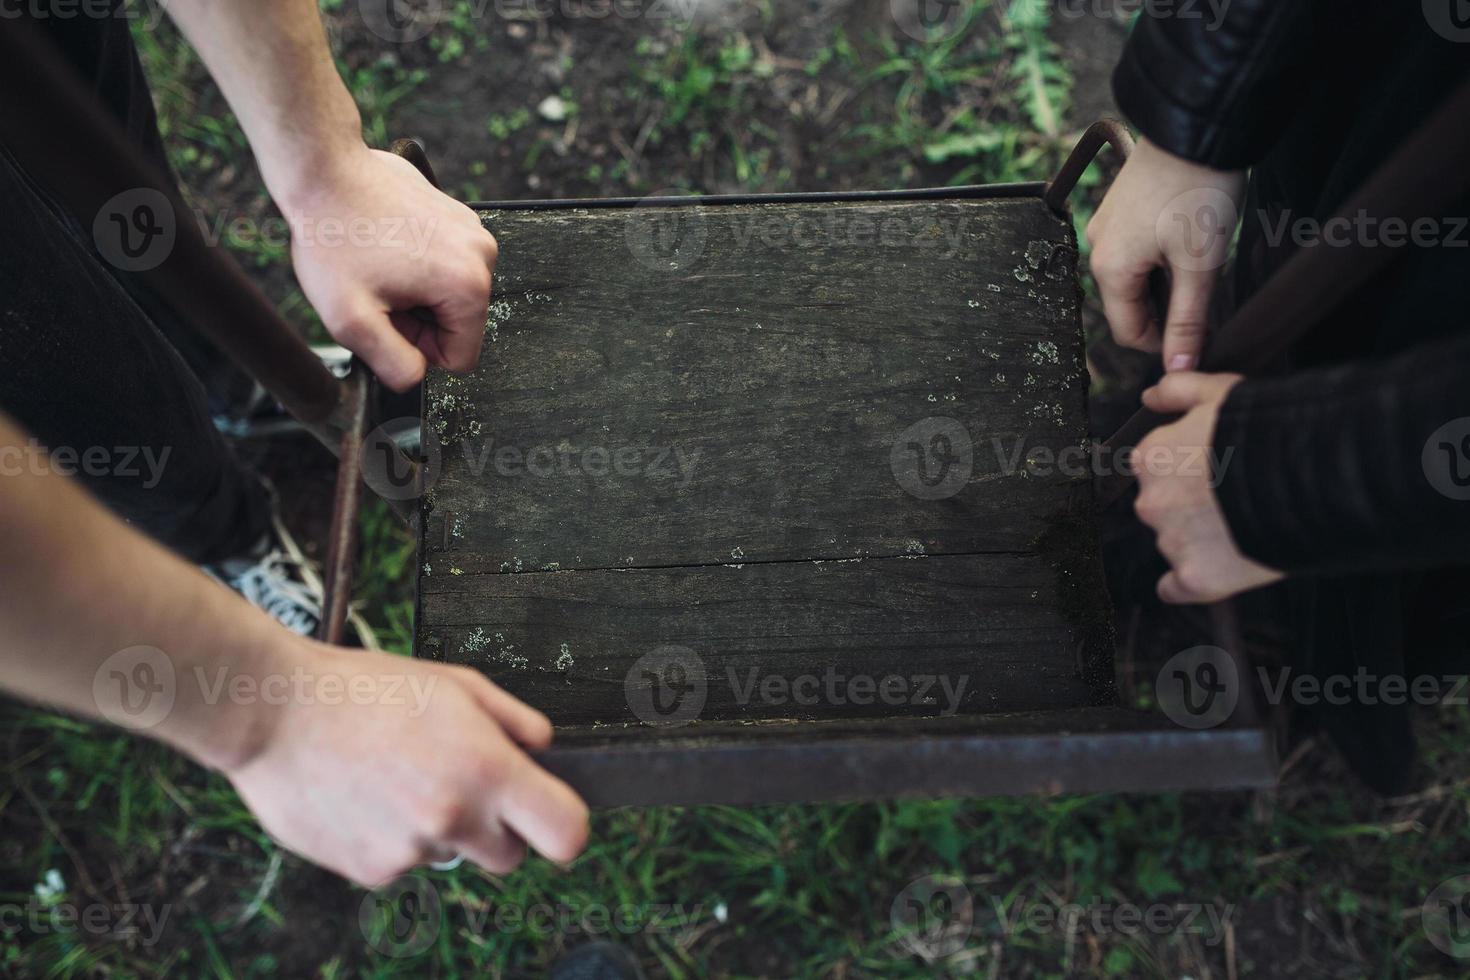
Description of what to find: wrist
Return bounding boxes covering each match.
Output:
[261,120,371,214]
[156,621,317,776]
[1136,136,1244,183]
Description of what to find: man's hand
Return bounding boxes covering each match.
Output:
[161,0,498,392]
[0,412,587,888]
[1086,138,1245,372]
[1134,371,1284,603]
[226,642,588,887]
[286,148,497,392]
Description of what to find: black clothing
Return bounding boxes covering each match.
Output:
[1114,3,1470,791]
[0,9,269,562]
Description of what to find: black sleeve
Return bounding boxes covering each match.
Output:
[1212,334,1470,573]
[1111,0,1315,169]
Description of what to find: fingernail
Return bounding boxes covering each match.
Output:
[1168,354,1195,372]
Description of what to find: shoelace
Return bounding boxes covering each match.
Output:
[227,550,321,636]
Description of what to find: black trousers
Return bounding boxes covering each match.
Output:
[0,17,268,563]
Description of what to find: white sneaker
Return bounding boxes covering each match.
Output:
[205,536,323,637]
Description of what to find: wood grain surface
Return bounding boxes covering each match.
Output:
[416,196,1111,729]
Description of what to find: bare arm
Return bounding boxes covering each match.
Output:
[0,413,588,884]
[163,0,497,391]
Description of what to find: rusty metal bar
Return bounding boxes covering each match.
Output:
[1043,118,1136,213]
[539,711,1277,808]
[315,140,441,644]
[318,368,370,645]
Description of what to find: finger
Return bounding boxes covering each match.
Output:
[1157,569,1206,605]
[495,758,590,864]
[1161,267,1215,372]
[1094,260,1161,353]
[332,304,428,392]
[427,261,492,374]
[451,819,527,875]
[454,668,554,750]
[390,310,448,367]
[1140,371,1216,415]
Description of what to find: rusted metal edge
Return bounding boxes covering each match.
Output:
[467,182,1047,211]
[537,723,1277,808]
[318,367,370,645]
[1042,118,1136,214]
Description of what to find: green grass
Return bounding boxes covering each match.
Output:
[3,3,1469,977]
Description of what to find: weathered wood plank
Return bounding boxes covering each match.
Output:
[421,198,1087,573]
[419,552,1100,725]
[417,194,1112,736]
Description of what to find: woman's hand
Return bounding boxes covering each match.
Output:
[1134,371,1284,604]
[1086,138,1244,372]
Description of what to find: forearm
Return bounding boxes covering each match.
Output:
[1213,332,1470,573]
[0,412,291,771]
[163,0,365,206]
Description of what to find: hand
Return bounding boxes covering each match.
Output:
[224,641,588,887]
[285,147,497,391]
[1134,371,1284,604]
[1086,138,1245,372]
